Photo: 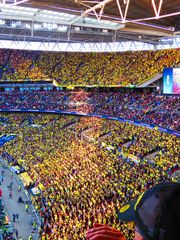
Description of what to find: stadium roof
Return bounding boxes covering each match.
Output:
[0,0,179,51]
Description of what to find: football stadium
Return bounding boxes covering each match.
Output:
[0,0,179,239]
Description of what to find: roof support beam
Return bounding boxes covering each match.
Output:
[82,0,113,17]
[69,16,83,25]
[1,0,29,5]
[77,0,180,26]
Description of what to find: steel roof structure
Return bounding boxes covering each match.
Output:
[0,0,179,51]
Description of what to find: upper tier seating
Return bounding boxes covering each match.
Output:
[0,48,179,85]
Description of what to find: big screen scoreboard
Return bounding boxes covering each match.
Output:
[163,68,180,94]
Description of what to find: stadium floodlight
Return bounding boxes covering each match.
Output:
[34,23,42,30]
[52,23,58,29]
[58,25,68,32]
[25,23,31,29]
[11,21,17,27]
[0,19,5,24]
[74,26,80,31]
[43,22,58,30]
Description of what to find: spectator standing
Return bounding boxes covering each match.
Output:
[26,204,29,214]
[16,213,19,223]
[13,213,16,223]
[9,190,13,199]
[14,228,18,239]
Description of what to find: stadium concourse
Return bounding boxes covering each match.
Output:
[0,157,39,240]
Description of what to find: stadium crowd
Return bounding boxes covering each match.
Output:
[0,48,180,85]
[0,113,179,240]
[0,91,179,131]
[0,47,179,240]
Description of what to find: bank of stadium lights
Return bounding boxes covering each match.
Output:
[0,18,68,32]
[0,19,5,25]
[43,23,57,30]
[0,3,122,30]
[20,21,68,32]
[11,20,21,27]
[43,23,67,31]
[25,23,31,29]
[58,26,68,32]
[33,23,67,32]
[33,23,42,30]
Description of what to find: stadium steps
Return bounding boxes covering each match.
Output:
[81,128,96,142]
[144,151,159,161]
[122,141,132,148]
[97,132,111,143]
[61,120,78,130]
[137,73,162,87]
[66,123,77,129]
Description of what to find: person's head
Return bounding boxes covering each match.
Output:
[117,182,180,240]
